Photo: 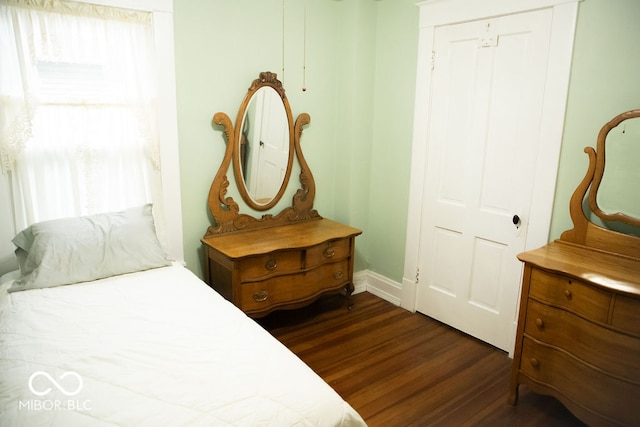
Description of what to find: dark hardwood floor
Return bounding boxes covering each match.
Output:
[257,292,586,427]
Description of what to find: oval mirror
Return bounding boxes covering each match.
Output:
[232,74,294,210]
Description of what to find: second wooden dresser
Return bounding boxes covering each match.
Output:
[509,241,640,426]
[201,218,362,317]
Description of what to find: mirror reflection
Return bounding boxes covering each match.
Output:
[588,111,640,237]
[597,116,640,219]
[238,86,290,207]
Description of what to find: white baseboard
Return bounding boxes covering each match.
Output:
[401,277,417,312]
[353,269,403,307]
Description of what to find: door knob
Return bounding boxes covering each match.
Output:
[512,215,521,226]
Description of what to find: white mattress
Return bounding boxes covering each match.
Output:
[0,264,366,426]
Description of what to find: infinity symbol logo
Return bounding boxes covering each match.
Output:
[28,371,83,396]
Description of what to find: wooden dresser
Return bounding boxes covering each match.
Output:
[509,242,640,425]
[509,110,640,426]
[203,72,362,318]
[202,219,361,317]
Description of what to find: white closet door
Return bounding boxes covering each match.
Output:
[247,90,289,203]
[415,8,552,352]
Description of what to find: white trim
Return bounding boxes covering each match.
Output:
[401,277,417,312]
[354,270,403,307]
[416,0,579,27]
[524,2,579,252]
[401,21,434,314]
[352,270,369,295]
[402,0,580,311]
[152,9,184,264]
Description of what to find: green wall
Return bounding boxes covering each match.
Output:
[367,0,418,281]
[549,0,640,240]
[174,0,640,283]
[174,0,378,277]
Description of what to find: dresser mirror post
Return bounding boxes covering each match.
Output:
[201,72,362,318]
[508,109,640,425]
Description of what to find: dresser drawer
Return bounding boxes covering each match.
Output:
[238,250,303,282]
[524,299,640,381]
[238,260,349,313]
[520,336,640,426]
[611,294,640,337]
[306,238,351,268]
[529,268,611,322]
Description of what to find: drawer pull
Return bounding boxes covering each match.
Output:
[564,289,572,299]
[535,318,544,329]
[253,290,269,302]
[265,258,277,271]
[333,270,344,280]
[323,247,336,258]
[529,358,539,368]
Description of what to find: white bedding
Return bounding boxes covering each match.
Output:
[0,264,366,426]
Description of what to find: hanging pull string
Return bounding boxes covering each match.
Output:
[282,0,285,83]
[302,0,307,92]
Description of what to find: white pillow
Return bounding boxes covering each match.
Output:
[0,269,20,287]
[9,204,171,292]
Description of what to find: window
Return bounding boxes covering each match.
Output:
[0,0,161,232]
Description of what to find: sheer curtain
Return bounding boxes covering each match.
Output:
[0,0,162,233]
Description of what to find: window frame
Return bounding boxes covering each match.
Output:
[3,0,184,264]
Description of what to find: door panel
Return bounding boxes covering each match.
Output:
[417,9,553,351]
[247,90,289,203]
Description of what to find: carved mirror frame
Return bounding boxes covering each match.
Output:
[233,73,293,211]
[205,72,320,237]
[560,109,640,257]
[587,109,640,228]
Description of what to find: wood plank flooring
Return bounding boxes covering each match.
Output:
[257,292,586,427]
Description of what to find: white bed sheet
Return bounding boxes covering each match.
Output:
[0,264,366,426]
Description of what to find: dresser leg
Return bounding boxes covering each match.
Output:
[345,283,355,311]
[507,383,519,406]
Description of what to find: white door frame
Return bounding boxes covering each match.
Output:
[401,0,581,314]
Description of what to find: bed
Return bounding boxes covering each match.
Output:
[0,205,366,426]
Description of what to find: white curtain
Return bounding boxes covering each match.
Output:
[0,0,162,232]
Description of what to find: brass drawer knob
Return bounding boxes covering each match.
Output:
[265,258,277,271]
[530,358,539,368]
[253,290,268,302]
[323,247,336,258]
[564,289,572,299]
[535,318,544,329]
[333,270,344,280]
